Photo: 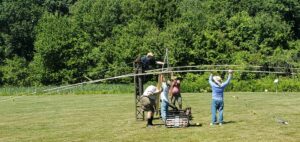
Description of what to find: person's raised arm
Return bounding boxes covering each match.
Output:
[154,87,162,94]
[209,74,213,83]
[169,80,175,96]
[221,69,233,87]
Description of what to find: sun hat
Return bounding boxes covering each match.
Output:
[166,80,171,86]
[147,52,154,57]
[171,76,177,80]
[213,76,222,82]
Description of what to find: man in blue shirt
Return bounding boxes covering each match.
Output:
[134,52,164,95]
[140,52,164,70]
[208,69,233,126]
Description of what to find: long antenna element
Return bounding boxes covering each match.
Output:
[38,67,298,95]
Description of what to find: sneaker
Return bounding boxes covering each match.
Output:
[210,123,214,126]
[219,123,223,126]
[147,124,154,128]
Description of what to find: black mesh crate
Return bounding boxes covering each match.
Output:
[165,108,192,128]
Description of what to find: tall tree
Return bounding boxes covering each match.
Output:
[0,0,44,62]
[44,0,77,16]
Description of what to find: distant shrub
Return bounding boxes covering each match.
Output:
[180,73,300,93]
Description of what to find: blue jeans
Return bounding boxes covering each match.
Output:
[160,100,169,122]
[211,99,224,124]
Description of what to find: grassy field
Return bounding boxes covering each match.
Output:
[0,92,299,142]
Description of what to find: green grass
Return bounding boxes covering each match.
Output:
[0,92,299,142]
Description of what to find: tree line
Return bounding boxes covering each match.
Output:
[0,0,299,86]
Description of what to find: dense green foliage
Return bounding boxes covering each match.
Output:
[181,73,300,92]
[0,0,299,91]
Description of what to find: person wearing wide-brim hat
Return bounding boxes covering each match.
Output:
[208,69,233,126]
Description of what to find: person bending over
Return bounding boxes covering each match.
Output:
[140,85,162,127]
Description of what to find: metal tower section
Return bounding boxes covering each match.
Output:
[134,61,144,120]
[134,49,170,120]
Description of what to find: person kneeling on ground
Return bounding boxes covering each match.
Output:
[140,85,162,127]
[208,69,233,126]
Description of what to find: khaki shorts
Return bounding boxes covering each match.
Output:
[140,96,155,112]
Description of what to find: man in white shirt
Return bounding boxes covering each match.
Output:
[140,85,162,127]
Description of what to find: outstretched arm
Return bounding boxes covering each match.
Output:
[221,70,233,87]
[167,103,178,110]
[156,61,164,65]
[154,88,162,94]
[168,80,175,96]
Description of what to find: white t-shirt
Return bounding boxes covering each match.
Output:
[160,82,169,102]
[142,85,157,100]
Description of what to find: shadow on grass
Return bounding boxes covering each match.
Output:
[154,123,165,126]
[189,123,202,127]
[223,120,237,124]
[153,117,161,120]
[149,119,237,128]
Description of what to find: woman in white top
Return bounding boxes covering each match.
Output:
[160,75,177,122]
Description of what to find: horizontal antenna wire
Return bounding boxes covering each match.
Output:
[41,66,299,94]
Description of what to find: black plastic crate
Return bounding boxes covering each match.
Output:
[165,108,192,128]
[165,115,189,128]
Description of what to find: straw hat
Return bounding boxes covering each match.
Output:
[166,80,171,86]
[171,76,177,80]
[213,76,222,82]
[147,52,154,57]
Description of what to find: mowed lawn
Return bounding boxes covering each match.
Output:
[0,92,299,142]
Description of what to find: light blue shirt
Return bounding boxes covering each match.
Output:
[209,74,232,100]
[160,82,169,102]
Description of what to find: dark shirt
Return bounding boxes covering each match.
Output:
[140,56,156,70]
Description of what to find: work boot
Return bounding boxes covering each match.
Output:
[147,118,153,125]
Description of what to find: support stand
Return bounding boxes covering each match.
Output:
[134,63,144,120]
